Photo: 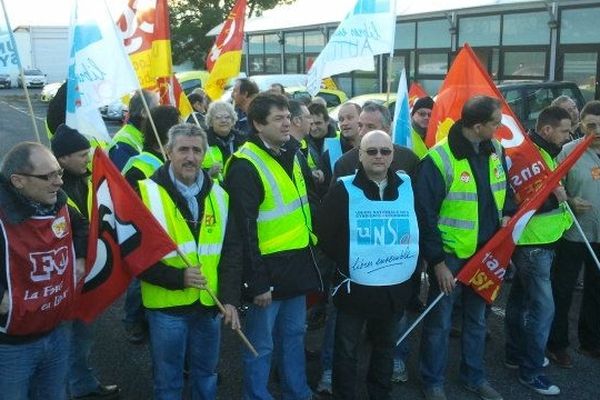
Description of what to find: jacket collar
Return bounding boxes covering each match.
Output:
[0,176,67,224]
[529,130,562,158]
[352,165,403,201]
[447,120,496,160]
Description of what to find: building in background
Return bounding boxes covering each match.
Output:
[212,0,600,100]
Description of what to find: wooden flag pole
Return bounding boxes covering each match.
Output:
[18,69,42,143]
[176,248,258,357]
[138,90,167,160]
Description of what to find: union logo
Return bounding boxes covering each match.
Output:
[51,217,68,239]
[460,171,471,183]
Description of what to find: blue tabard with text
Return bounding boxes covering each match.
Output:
[341,172,419,286]
[324,137,343,172]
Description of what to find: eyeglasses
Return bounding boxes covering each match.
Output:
[362,147,393,156]
[214,114,233,121]
[16,168,64,181]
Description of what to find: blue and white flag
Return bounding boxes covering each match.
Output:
[307,0,395,95]
[392,68,411,146]
[66,0,139,142]
[0,0,21,76]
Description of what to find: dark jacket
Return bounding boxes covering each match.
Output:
[317,167,414,318]
[415,120,517,267]
[224,135,321,301]
[186,111,208,131]
[137,163,242,311]
[205,126,246,165]
[61,169,90,219]
[0,177,88,344]
[331,144,420,186]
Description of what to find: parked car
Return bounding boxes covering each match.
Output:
[100,99,128,122]
[175,70,210,95]
[286,86,348,109]
[497,81,587,131]
[0,73,11,89]
[17,68,47,88]
[329,93,397,121]
[40,81,63,102]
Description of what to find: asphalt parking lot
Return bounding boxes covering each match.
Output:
[0,88,598,399]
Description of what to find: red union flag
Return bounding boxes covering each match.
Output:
[408,82,428,109]
[456,134,594,303]
[70,149,177,322]
[425,44,550,204]
[204,0,247,100]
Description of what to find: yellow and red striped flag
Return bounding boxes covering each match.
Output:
[205,0,247,100]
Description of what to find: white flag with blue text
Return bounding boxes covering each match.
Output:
[306,0,395,95]
[66,0,139,142]
[0,0,21,76]
[392,68,411,146]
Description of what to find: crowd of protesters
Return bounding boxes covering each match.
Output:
[0,77,598,400]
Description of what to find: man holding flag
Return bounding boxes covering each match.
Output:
[137,123,242,399]
[504,106,573,396]
[416,96,515,400]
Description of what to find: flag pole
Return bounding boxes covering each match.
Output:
[17,68,41,143]
[0,0,41,143]
[175,248,258,357]
[396,290,445,346]
[139,90,168,160]
[565,203,600,272]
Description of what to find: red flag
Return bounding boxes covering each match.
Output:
[71,149,177,322]
[204,0,247,100]
[456,135,594,303]
[408,82,427,109]
[205,0,247,72]
[425,44,551,204]
[158,75,194,119]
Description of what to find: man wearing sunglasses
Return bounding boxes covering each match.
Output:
[415,96,515,400]
[0,142,89,399]
[318,130,419,400]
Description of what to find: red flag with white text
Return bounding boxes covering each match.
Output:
[456,134,594,303]
[70,149,177,322]
[425,44,551,204]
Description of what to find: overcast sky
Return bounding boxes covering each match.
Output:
[3,0,126,27]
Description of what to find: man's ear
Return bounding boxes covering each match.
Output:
[252,120,262,133]
[10,174,25,189]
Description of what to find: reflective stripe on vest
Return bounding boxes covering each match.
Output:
[138,179,228,308]
[66,179,92,220]
[108,124,144,154]
[341,172,419,286]
[429,138,507,259]
[122,152,164,178]
[324,137,343,172]
[234,142,315,255]
[517,146,573,245]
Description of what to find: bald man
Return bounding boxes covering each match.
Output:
[318,130,419,400]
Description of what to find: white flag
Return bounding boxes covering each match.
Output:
[0,0,21,76]
[66,0,139,142]
[306,0,395,95]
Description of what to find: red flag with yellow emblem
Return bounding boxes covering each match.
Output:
[425,44,551,204]
[117,0,172,90]
[205,0,247,100]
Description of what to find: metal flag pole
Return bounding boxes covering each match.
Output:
[565,203,600,272]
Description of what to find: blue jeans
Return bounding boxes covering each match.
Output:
[419,254,488,389]
[0,324,70,400]
[123,278,145,325]
[146,309,221,400]
[505,246,555,380]
[69,320,101,397]
[242,295,312,400]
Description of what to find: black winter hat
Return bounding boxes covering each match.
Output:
[411,96,434,116]
[51,124,90,158]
